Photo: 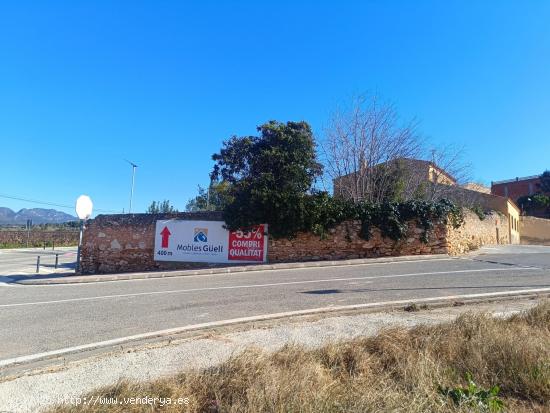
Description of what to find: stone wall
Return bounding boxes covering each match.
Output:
[268,221,448,262]
[446,210,509,254]
[520,216,550,245]
[80,209,510,274]
[0,230,79,248]
[80,211,224,274]
[428,185,520,244]
[269,210,509,261]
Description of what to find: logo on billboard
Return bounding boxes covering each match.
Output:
[193,228,208,242]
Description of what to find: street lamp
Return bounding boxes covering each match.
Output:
[75,195,93,273]
[125,160,138,213]
[521,197,532,215]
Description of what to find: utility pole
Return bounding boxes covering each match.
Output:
[26,219,32,248]
[206,183,211,211]
[125,160,138,213]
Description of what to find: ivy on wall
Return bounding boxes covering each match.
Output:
[224,189,464,243]
[302,194,464,243]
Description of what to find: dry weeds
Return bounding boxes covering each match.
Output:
[47,301,550,412]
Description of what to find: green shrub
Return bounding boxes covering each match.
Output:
[224,190,464,242]
[517,194,550,214]
[439,373,504,412]
[471,205,486,221]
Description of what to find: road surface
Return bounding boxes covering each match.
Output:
[0,247,76,277]
[0,245,549,366]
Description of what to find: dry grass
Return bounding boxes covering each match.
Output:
[48,301,550,413]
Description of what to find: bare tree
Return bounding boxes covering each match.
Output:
[424,144,472,202]
[322,95,474,204]
[323,95,423,203]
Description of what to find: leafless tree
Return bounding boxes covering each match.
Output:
[322,95,423,203]
[424,144,472,202]
[322,95,474,204]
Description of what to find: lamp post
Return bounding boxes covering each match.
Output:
[521,197,532,216]
[75,195,93,273]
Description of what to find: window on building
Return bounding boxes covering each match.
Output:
[529,183,534,195]
[504,186,509,197]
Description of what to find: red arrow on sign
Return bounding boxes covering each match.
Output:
[160,226,171,248]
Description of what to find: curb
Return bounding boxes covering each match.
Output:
[1,288,549,369]
[14,254,454,285]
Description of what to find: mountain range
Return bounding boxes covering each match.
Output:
[0,207,77,225]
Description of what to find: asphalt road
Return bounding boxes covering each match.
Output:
[0,247,76,276]
[0,245,549,365]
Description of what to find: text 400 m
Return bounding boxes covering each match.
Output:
[157,250,173,256]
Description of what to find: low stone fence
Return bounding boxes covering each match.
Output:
[269,210,508,261]
[80,212,224,274]
[80,209,510,274]
[268,221,448,262]
[520,216,550,245]
[446,210,509,254]
[0,230,79,248]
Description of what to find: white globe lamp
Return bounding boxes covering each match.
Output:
[75,195,93,220]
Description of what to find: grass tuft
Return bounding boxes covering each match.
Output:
[47,301,550,413]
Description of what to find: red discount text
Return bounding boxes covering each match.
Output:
[228,225,266,261]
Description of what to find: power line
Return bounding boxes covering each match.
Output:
[0,193,119,214]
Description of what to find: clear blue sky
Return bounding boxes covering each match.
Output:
[1,1,549,216]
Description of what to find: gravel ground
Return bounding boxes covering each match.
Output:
[0,298,539,413]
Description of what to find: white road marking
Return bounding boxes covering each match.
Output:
[0,267,542,308]
[11,257,470,288]
[1,287,549,368]
[22,258,460,288]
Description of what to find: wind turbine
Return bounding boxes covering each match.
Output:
[125,159,138,213]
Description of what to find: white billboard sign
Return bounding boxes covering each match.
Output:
[154,220,268,264]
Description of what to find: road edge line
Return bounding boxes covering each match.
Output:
[15,255,456,285]
[2,287,550,369]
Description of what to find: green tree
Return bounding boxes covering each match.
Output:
[538,170,550,193]
[517,194,550,216]
[185,182,230,212]
[211,120,322,238]
[146,200,178,214]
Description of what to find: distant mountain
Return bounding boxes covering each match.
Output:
[0,207,77,225]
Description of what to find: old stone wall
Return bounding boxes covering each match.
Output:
[0,230,79,248]
[80,209,511,274]
[434,185,520,244]
[268,210,508,261]
[80,212,224,274]
[520,216,550,245]
[446,210,509,254]
[268,221,448,262]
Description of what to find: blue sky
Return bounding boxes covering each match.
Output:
[1,1,549,216]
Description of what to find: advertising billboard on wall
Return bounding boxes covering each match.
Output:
[154,220,268,263]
